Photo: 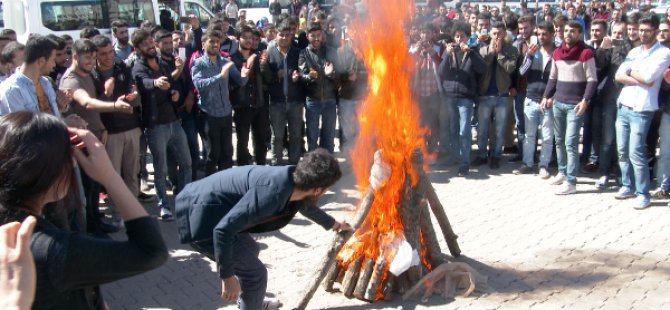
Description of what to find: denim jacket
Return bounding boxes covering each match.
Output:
[0,73,60,116]
[191,54,248,117]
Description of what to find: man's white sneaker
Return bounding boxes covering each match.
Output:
[538,167,551,179]
[549,173,567,185]
[614,187,635,200]
[555,183,576,195]
[160,207,173,221]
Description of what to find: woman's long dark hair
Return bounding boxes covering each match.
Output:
[0,111,74,217]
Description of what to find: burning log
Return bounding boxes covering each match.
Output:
[412,151,462,257]
[323,264,342,292]
[293,188,376,310]
[363,257,386,301]
[341,256,363,297]
[352,258,375,299]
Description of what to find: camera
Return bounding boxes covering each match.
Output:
[452,44,461,52]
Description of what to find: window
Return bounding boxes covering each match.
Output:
[107,0,156,28]
[237,0,270,9]
[184,2,212,28]
[40,1,107,31]
[0,3,4,28]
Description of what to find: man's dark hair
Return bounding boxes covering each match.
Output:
[452,21,472,37]
[639,14,660,29]
[79,27,100,39]
[278,20,292,33]
[153,29,172,42]
[172,30,185,38]
[236,24,254,39]
[60,34,73,42]
[0,29,16,38]
[554,14,569,24]
[91,35,113,48]
[0,36,11,43]
[131,28,152,48]
[504,13,519,31]
[661,19,670,28]
[628,12,642,26]
[491,20,506,30]
[307,24,323,34]
[45,34,66,50]
[518,15,535,26]
[566,20,583,33]
[140,20,155,30]
[477,12,492,21]
[111,20,129,34]
[591,18,608,30]
[536,21,555,33]
[292,148,341,190]
[420,22,435,33]
[72,39,97,55]
[24,35,58,64]
[1,42,25,64]
[202,29,223,42]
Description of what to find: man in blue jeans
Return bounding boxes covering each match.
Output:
[132,29,193,220]
[541,21,597,195]
[299,24,339,153]
[472,21,518,170]
[613,15,670,209]
[175,149,351,310]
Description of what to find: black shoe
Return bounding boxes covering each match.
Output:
[97,221,120,234]
[508,155,523,163]
[489,157,501,169]
[580,162,598,174]
[138,192,156,202]
[457,167,469,177]
[471,157,487,167]
[503,145,519,154]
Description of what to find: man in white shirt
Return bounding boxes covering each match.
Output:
[614,15,670,209]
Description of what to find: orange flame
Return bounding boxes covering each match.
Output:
[336,0,430,301]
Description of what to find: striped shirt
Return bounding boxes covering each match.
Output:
[543,41,597,104]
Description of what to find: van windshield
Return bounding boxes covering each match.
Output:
[238,0,270,9]
[107,0,156,28]
[41,0,108,31]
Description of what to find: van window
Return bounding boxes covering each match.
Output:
[41,1,108,31]
[107,0,156,28]
[184,2,212,28]
[237,0,270,9]
[0,2,5,28]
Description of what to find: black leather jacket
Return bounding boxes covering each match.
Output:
[299,45,339,101]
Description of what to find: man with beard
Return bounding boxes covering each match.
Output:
[46,34,69,87]
[191,29,249,175]
[230,25,267,166]
[627,13,643,48]
[542,20,597,195]
[112,20,132,61]
[614,15,670,209]
[60,38,134,234]
[175,148,351,310]
[131,29,192,220]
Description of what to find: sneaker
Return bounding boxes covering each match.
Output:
[633,195,651,210]
[513,165,533,175]
[549,173,567,185]
[651,188,670,199]
[262,298,282,310]
[538,167,551,179]
[457,166,469,177]
[615,187,636,200]
[555,183,577,195]
[595,176,609,190]
[471,157,487,167]
[489,157,501,169]
[160,207,174,221]
[138,192,156,202]
[141,178,153,192]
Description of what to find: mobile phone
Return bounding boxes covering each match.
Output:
[179,16,191,24]
[612,39,625,47]
[178,47,186,61]
[480,29,488,37]
[530,35,538,45]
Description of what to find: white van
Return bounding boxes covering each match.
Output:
[2,0,215,42]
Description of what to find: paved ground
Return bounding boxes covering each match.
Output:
[102,153,670,310]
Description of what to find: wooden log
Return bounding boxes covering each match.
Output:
[294,188,376,310]
[412,151,462,257]
[353,258,375,300]
[382,274,395,301]
[397,173,423,283]
[363,257,387,301]
[419,199,446,266]
[342,256,364,297]
[324,263,343,292]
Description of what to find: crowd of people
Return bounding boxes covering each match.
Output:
[1,0,670,308]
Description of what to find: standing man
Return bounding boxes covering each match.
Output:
[593,20,633,190]
[262,21,305,165]
[510,15,537,162]
[472,21,518,170]
[409,23,443,155]
[614,15,670,209]
[513,21,556,179]
[192,29,249,174]
[269,0,282,24]
[299,24,339,153]
[439,21,486,176]
[542,20,597,195]
[112,20,133,62]
[175,149,351,310]
[225,0,239,26]
[132,29,193,220]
